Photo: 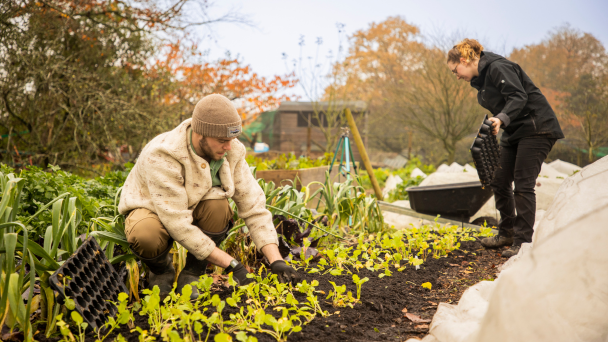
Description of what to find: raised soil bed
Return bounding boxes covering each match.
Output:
[34,240,505,342]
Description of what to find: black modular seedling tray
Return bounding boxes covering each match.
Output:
[50,237,128,331]
[406,181,493,222]
[470,115,501,187]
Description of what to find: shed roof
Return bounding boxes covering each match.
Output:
[277,101,367,113]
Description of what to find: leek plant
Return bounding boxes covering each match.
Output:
[0,170,101,339]
[310,171,385,233]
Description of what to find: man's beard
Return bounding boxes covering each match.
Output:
[198,138,222,161]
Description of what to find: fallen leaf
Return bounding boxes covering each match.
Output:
[428,301,438,306]
[461,261,469,266]
[448,263,460,267]
[415,324,429,329]
[421,282,432,290]
[460,270,473,274]
[391,324,395,328]
[211,274,229,287]
[401,307,408,313]
[405,313,431,323]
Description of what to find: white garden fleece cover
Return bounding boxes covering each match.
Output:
[407,155,608,342]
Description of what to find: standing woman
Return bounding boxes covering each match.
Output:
[447,39,564,258]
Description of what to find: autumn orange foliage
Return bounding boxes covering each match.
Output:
[154,43,297,122]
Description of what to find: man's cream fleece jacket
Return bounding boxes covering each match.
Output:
[118,119,279,260]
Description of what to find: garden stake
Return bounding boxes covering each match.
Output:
[344,108,383,200]
[266,205,347,241]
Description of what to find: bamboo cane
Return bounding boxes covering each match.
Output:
[344,108,384,200]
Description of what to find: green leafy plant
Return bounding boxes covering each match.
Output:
[326,281,357,308]
[262,308,302,342]
[70,311,88,342]
[246,153,333,171]
[351,274,369,301]
[96,293,133,342]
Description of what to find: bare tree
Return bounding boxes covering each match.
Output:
[564,74,608,162]
[286,26,354,155]
[391,47,484,164]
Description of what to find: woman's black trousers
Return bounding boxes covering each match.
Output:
[490,137,557,246]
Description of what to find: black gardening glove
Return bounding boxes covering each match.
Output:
[226,261,254,287]
[270,260,300,284]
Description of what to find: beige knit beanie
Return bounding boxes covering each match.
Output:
[191,94,242,138]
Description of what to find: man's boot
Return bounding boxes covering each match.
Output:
[135,245,176,299]
[176,222,232,300]
[175,251,209,300]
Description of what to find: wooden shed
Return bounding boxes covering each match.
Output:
[243,101,368,162]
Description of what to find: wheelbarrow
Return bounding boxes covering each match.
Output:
[406,181,493,222]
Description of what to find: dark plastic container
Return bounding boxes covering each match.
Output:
[50,237,128,331]
[406,181,493,222]
[470,115,501,187]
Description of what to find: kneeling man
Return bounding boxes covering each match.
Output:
[118,94,299,298]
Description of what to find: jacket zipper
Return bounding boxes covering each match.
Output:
[530,116,537,131]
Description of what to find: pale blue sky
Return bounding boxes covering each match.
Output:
[197,0,608,99]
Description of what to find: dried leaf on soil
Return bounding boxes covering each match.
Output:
[415,324,429,329]
[401,307,408,313]
[211,274,229,287]
[405,313,431,323]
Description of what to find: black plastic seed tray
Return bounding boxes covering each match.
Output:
[50,237,128,331]
[470,115,501,187]
[406,181,493,222]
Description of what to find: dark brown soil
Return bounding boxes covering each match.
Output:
[32,240,505,342]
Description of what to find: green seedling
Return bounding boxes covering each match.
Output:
[326,281,357,308]
[207,294,229,334]
[352,274,369,301]
[295,279,319,294]
[97,292,133,342]
[130,327,156,342]
[235,330,258,342]
[55,314,75,342]
[71,311,88,342]
[139,286,170,335]
[262,308,302,342]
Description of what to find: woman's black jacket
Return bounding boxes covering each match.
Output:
[470,51,564,146]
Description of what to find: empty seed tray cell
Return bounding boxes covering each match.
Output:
[50,237,128,331]
[470,115,501,187]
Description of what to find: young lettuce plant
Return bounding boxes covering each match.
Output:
[351,274,369,301]
[97,293,134,342]
[326,281,357,308]
[130,326,156,342]
[55,314,75,342]
[139,286,166,335]
[262,308,302,342]
[70,311,88,342]
[293,279,329,320]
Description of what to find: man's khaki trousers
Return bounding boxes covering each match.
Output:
[125,199,233,258]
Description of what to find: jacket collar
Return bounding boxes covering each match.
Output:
[470,51,504,90]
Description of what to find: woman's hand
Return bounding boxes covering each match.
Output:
[488,117,502,135]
